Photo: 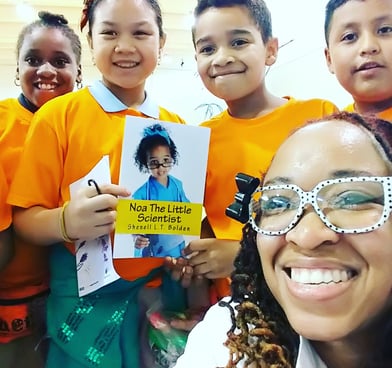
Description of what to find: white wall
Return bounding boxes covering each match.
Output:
[0,0,352,126]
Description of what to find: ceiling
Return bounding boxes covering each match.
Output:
[0,0,198,72]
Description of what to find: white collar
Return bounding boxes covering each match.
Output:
[296,337,328,368]
[88,80,159,117]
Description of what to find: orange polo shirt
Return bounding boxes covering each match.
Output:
[8,82,185,286]
[0,164,11,232]
[201,97,338,241]
[0,98,49,299]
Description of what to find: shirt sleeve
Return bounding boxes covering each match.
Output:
[0,164,11,231]
[174,298,241,368]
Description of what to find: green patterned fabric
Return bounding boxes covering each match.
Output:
[46,244,186,368]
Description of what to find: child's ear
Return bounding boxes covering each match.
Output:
[324,47,335,74]
[265,37,278,66]
[159,32,167,50]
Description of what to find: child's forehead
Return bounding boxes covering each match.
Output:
[19,28,73,56]
[195,6,257,28]
[147,144,170,155]
[326,0,392,43]
[330,0,392,26]
[194,6,261,39]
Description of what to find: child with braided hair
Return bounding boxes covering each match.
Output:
[174,111,392,367]
[8,0,190,367]
[0,10,82,367]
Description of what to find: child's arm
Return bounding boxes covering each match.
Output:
[164,217,238,283]
[170,277,211,332]
[0,226,13,271]
[13,183,130,246]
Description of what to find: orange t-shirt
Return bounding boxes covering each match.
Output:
[345,103,392,121]
[0,98,49,299]
[0,164,11,232]
[201,97,338,240]
[8,85,185,287]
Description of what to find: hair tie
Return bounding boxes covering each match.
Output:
[143,124,171,145]
[80,0,93,31]
[226,173,260,224]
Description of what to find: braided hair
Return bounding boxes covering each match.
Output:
[223,111,392,367]
[221,222,298,368]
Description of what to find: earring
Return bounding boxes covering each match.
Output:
[157,49,163,66]
[76,80,83,89]
[14,75,20,87]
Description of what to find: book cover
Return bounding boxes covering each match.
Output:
[113,117,210,272]
[70,156,120,296]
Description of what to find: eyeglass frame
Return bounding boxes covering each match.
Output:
[249,176,392,236]
[146,158,174,170]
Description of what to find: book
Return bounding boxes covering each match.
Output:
[70,156,120,296]
[113,116,210,279]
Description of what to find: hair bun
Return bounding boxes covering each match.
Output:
[38,11,68,26]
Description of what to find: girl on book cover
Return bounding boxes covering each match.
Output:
[132,123,190,258]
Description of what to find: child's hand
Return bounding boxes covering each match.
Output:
[164,256,195,288]
[183,239,240,279]
[169,307,208,332]
[134,235,150,249]
[64,183,130,241]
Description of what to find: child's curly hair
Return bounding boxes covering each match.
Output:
[134,123,179,173]
[222,111,392,368]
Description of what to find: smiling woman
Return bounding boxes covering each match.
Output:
[174,111,392,368]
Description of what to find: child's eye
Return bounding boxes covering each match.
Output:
[378,25,392,35]
[100,30,117,37]
[341,32,357,42]
[52,58,70,68]
[232,38,248,47]
[134,30,152,37]
[25,56,41,66]
[198,45,216,55]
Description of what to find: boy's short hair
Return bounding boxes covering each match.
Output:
[324,0,363,46]
[193,0,272,45]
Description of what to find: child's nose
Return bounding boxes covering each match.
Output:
[37,62,57,77]
[212,47,235,66]
[115,36,137,53]
[359,32,380,56]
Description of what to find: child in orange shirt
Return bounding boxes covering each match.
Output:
[0,11,82,368]
[166,0,337,306]
[324,0,392,120]
[8,1,189,367]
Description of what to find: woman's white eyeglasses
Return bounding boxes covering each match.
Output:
[249,176,392,235]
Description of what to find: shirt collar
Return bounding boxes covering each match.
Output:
[296,337,328,368]
[88,80,159,118]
